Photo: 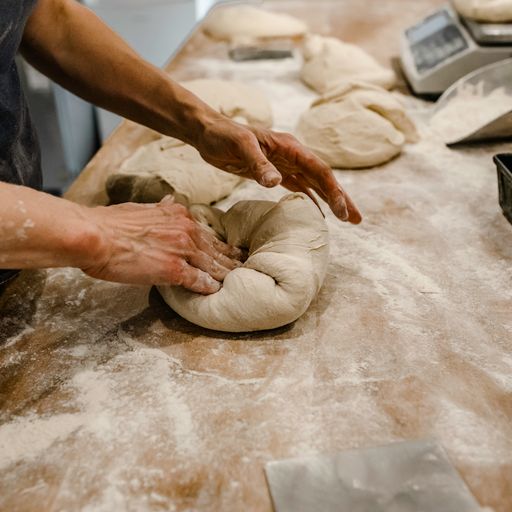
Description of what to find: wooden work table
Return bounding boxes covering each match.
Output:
[1,1,511,510]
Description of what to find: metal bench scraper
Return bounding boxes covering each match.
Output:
[228,45,293,62]
[265,439,482,512]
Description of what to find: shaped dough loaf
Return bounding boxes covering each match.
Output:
[296,83,418,169]
[106,140,241,205]
[159,193,329,333]
[301,35,396,94]
[182,79,273,128]
[203,5,308,42]
[453,0,512,22]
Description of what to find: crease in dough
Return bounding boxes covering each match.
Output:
[158,193,330,333]
[295,82,418,169]
[300,34,396,94]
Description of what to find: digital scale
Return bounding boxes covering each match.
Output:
[400,2,512,95]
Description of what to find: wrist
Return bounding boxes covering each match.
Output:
[155,76,222,146]
[63,205,110,271]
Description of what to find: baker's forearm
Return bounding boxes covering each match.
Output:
[0,183,100,270]
[19,0,362,224]
[20,0,216,145]
[0,183,240,292]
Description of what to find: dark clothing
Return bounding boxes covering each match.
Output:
[0,0,42,284]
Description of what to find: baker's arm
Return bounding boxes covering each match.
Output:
[0,183,241,292]
[20,0,362,223]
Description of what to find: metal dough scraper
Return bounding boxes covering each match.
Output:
[431,58,512,145]
[265,439,481,512]
[228,43,294,62]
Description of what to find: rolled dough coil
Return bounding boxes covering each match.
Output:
[158,193,329,332]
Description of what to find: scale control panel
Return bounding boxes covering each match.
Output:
[407,11,468,73]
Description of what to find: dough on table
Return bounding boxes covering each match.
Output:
[203,5,308,42]
[453,0,512,22]
[158,193,329,333]
[300,34,396,94]
[181,79,273,128]
[295,82,418,169]
[106,138,241,205]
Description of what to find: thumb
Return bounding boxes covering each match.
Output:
[253,160,282,188]
[243,136,282,188]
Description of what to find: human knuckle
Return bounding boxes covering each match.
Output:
[174,231,192,248]
[282,132,299,145]
[174,203,189,214]
[183,218,199,235]
[238,130,255,145]
[165,259,181,283]
[172,259,189,282]
[166,204,188,220]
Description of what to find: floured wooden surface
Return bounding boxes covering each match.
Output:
[1,1,511,511]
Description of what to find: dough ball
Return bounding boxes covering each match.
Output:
[453,0,512,22]
[300,35,396,94]
[158,193,329,333]
[106,138,241,206]
[181,79,273,128]
[203,5,308,42]
[295,83,418,169]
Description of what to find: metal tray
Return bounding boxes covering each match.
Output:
[493,153,512,225]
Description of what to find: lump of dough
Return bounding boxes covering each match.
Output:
[300,34,396,94]
[106,138,241,205]
[203,5,308,42]
[453,0,512,22]
[158,193,329,333]
[295,82,418,169]
[181,79,273,128]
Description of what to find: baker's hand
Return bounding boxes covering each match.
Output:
[83,196,242,293]
[196,118,362,223]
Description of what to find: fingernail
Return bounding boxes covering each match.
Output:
[207,276,221,293]
[261,172,280,188]
[334,198,349,221]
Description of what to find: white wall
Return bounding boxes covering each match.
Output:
[53,0,224,151]
[195,0,221,19]
[82,0,197,141]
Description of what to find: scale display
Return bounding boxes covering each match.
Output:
[406,10,468,73]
